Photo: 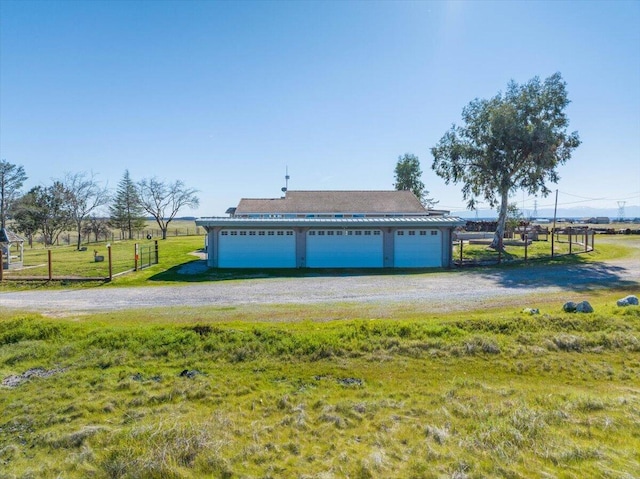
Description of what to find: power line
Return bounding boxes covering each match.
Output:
[617,201,626,220]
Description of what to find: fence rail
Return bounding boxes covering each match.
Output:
[1,241,160,282]
[18,224,204,249]
[454,228,595,266]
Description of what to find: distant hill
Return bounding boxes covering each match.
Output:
[455,205,640,221]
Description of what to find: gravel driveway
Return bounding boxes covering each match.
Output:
[1,247,638,315]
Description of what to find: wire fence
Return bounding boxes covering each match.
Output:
[0,241,160,282]
[453,228,596,266]
[48,226,204,247]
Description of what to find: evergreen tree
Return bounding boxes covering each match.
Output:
[394,153,437,208]
[109,170,146,239]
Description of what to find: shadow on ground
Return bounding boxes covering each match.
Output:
[149,254,639,293]
[147,260,446,283]
[474,257,639,292]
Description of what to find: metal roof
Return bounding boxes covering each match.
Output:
[0,228,25,243]
[196,216,465,229]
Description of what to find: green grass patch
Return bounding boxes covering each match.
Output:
[1,298,639,478]
[0,236,205,288]
[455,233,636,264]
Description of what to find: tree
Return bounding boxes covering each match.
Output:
[431,73,580,250]
[0,159,28,230]
[504,202,523,236]
[109,170,146,239]
[13,182,73,246]
[393,154,436,208]
[11,192,39,248]
[63,172,110,250]
[82,215,111,243]
[137,178,199,240]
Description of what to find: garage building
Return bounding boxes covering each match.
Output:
[195,191,464,269]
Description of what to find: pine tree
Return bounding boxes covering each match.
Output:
[394,154,437,208]
[109,170,146,239]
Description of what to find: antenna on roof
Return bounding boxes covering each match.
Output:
[281,166,290,193]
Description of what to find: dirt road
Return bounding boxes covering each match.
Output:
[1,248,638,315]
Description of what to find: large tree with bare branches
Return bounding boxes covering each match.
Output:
[63,172,110,250]
[137,178,199,240]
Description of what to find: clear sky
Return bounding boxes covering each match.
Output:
[1,0,639,218]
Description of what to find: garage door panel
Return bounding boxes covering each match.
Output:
[307,230,382,268]
[218,230,296,268]
[394,229,442,267]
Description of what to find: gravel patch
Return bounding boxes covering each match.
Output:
[2,367,67,388]
[1,254,638,315]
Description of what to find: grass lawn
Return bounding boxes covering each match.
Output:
[0,236,205,287]
[1,234,638,478]
[1,296,639,478]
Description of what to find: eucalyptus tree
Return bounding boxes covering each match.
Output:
[137,177,199,240]
[431,73,580,249]
[0,159,28,229]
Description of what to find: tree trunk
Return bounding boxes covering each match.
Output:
[161,228,167,240]
[490,189,510,250]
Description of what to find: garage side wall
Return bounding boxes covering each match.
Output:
[441,228,452,267]
[206,228,221,268]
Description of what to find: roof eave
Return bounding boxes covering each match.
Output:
[195,217,466,229]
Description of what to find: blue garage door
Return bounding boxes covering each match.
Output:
[306,229,383,268]
[394,229,442,267]
[218,229,296,268]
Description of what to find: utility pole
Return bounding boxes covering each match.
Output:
[551,190,558,258]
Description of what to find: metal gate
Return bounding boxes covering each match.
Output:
[136,241,158,270]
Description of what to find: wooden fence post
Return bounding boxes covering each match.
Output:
[48,250,53,281]
[459,240,463,264]
[551,227,555,258]
[524,234,528,262]
[154,240,159,264]
[107,244,112,281]
[569,228,572,254]
[585,230,589,252]
[134,243,139,271]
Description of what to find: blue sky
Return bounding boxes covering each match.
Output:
[1,0,639,218]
